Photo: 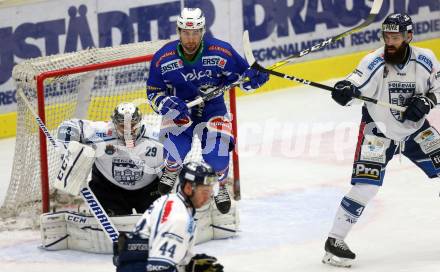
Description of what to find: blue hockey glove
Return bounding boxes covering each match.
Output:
[402,94,436,122]
[240,68,269,93]
[113,232,149,272]
[157,96,190,120]
[332,80,360,106]
[185,254,224,272]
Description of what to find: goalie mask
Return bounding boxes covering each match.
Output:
[111,102,142,146]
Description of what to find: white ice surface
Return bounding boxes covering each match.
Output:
[1,83,440,272]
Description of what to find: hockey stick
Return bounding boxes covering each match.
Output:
[187,0,383,107]
[242,31,406,112]
[17,88,120,242]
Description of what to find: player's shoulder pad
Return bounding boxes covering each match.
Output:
[158,195,193,230]
[411,46,437,73]
[204,36,235,58]
[152,40,179,68]
[360,47,385,72]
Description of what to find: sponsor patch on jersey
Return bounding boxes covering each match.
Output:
[418,54,433,70]
[207,116,233,137]
[208,45,232,56]
[160,59,184,74]
[112,158,145,185]
[414,127,440,154]
[360,135,391,164]
[367,56,384,71]
[352,162,382,181]
[105,144,116,155]
[202,56,227,68]
[155,50,176,67]
[161,232,184,243]
[430,150,440,169]
[161,200,174,223]
[382,24,399,32]
[388,81,415,121]
[181,69,212,81]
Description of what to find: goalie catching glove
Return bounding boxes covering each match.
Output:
[186,254,224,272]
[54,141,95,195]
[240,68,269,93]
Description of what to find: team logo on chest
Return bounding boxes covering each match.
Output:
[112,158,145,185]
[388,81,415,121]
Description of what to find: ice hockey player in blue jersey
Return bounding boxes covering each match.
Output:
[322,13,440,268]
[146,7,269,214]
[113,161,223,272]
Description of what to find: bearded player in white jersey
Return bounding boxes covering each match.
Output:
[56,102,164,216]
[113,161,223,272]
[322,13,440,267]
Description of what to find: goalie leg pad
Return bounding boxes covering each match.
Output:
[40,212,68,250]
[54,141,95,195]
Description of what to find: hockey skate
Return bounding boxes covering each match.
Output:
[322,237,356,268]
[214,185,231,214]
[158,169,179,195]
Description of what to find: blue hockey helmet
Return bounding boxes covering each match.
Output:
[382,13,413,34]
[179,161,217,188]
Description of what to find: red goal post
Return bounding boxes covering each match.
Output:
[2,40,240,220]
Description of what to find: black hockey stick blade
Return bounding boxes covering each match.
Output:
[242,32,405,112]
[265,0,383,71]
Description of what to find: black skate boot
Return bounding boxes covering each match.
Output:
[214,185,231,214]
[322,237,356,268]
[158,169,179,195]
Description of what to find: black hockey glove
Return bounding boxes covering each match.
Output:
[402,94,436,122]
[332,80,360,106]
[185,254,224,272]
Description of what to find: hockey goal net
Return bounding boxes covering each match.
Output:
[1,41,240,226]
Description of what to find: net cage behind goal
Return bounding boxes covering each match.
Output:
[0,40,240,226]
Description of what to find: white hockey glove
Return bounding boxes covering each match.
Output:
[54,141,95,195]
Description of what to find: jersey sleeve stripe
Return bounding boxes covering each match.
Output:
[358,62,385,90]
[153,195,170,239]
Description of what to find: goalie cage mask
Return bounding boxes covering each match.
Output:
[111,102,143,143]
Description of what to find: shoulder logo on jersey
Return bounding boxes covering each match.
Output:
[388,81,415,122]
[418,54,433,70]
[155,50,177,67]
[105,144,116,155]
[368,56,384,71]
[202,56,227,68]
[161,59,184,74]
[352,69,363,78]
[112,158,145,186]
[181,69,212,82]
[161,200,174,223]
[208,45,232,57]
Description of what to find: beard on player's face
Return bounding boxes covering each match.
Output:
[384,42,409,65]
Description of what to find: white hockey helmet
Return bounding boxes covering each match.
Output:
[177,8,205,31]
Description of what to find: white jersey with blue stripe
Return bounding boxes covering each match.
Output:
[134,193,196,271]
[346,46,440,141]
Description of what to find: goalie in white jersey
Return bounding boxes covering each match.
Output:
[322,13,440,267]
[113,161,223,272]
[56,102,164,216]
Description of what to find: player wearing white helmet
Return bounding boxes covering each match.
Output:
[147,7,269,215]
